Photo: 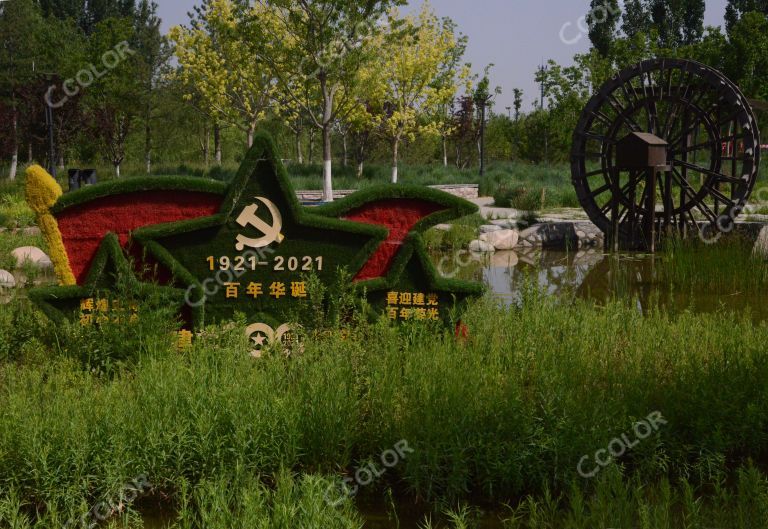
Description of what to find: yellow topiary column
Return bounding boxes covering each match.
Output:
[24,165,76,286]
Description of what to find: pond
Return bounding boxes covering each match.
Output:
[431,245,768,321]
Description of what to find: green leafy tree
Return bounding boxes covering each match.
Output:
[242,0,406,200]
[426,16,469,168]
[171,0,274,150]
[725,12,768,100]
[364,4,460,182]
[0,0,44,179]
[587,0,620,57]
[646,0,706,47]
[622,0,649,39]
[725,0,768,34]
[39,0,138,34]
[473,66,501,175]
[513,88,523,121]
[133,0,172,174]
[85,17,141,177]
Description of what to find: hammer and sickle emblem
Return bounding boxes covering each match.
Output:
[235,196,285,251]
[245,323,293,358]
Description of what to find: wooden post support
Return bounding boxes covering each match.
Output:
[645,167,657,253]
[610,167,620,252]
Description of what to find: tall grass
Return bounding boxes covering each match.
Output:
[0,180,35,229]
[430,466,768,529]
[2,286,768,524]
[661,235,768,293]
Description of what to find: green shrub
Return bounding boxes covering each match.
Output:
[494,185,542,210]
[0,183,35,229]
[51,283,182,377]
[205,165,235,181]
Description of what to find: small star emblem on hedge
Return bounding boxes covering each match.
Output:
[27,132,483,335]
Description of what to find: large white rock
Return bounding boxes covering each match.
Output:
[755,226,768,259]
[11,246,53,270]
[468,239,495,253]
[0,269,16,288]
[480,229,520,250]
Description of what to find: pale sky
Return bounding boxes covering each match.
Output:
[156,0,730,111]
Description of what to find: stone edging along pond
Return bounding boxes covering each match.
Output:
[466,220,768,253]
[296,184,480,203]
[468,221,605,253]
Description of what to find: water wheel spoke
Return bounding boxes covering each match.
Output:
[578,130,616,144]
[606,94,642,132]
[676,133,742,155]
[600,198,618,216]
[671,168,718,223]
[588,183,612,198]
[708,186,734,207]
[674,160,742,184]
[668,116,707,147]
[584,168,606,178]
[590,110,613,128]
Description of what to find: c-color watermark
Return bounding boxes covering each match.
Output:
[578,412,667,479]
[324,440,414,507]
[63,475,152,529]
[184,247,276,308]
[46,41,135,109]
[559,1,622,46]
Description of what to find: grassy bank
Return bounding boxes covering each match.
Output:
[1,285,768,526]
[0,159,581,225]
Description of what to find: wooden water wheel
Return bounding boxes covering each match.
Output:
[571,58,760,249]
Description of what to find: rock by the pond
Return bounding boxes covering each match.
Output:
[21,226,41,237]
[469,239,495,253]
[755,225,768,258]
[433,223,453,232]
[0,269,16,288]
[480,229,520,250]
[479,224,503,234]
[11,246,53,270]
[490,219,517,229]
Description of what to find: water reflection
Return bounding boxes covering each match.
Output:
[432,248,768,320]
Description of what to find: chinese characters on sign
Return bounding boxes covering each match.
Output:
[79,297,138,326]
[386,291,440,321]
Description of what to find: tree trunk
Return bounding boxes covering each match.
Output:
[145,109,152,174]
[479,104,486,176]
[27,142,33,164]
[58,152,64,170]
[356,141,365,179]
[202,124,210,168]
[308,128,315,164]
[322,124,333,202]
[442,136,448,167]
[214,123,222,165]
[9,109,18,180]
[342,133,348,167]
[391,138,399,184]
[247,122,256,148]
[296,129,303,164]
[115,163,121,178]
